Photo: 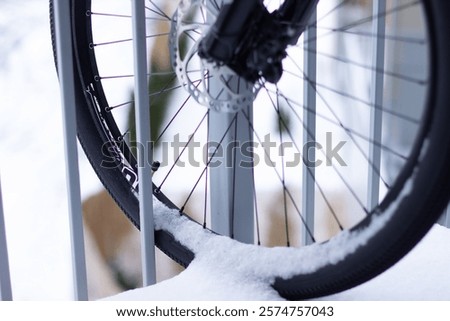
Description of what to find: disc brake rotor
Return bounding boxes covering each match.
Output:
[169,0,262,113]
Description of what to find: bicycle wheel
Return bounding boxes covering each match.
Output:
[50,0,450,299]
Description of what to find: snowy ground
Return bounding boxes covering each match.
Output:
[1,0,450,301]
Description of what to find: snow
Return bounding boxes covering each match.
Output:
[105,177,448,301]
[1,0,450,301]
[107,223,450,301]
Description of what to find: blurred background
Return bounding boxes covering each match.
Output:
[0,0,104,299]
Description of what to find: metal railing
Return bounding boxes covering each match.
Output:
[53,0,88,301]
[53,0,157,299]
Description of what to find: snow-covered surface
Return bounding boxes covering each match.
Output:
[107,223,450,301]
[1,0,449,301]
[106,178,422,301]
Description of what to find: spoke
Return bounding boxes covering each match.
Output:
[155,78,206,144]
[90,12,132,19]
[155,94,191,144]
[276,62,372,212]
[312,79,420,124]
[106,80,188,112]
[147,73,178,103]
[106,101,133,111]
[304,0,421,45]
[240,109,316,243]
[337,0,420,32]
[294,47,427,86]
[179,113,238,213]
[275,87,291,246]
[90,11,170,22]
[211,0,221,11]
[272,88,407,161]
[278,90,370,216]
[230,116,239,239]
[314,26,426,45]
[157,111,209,191]
[99,71,176,80]
[146,0,172,21]
[293,61,391,192]
[149,82,192,98]
[284,56,421,125]
[92,32,170,47]
[263,87,345,231]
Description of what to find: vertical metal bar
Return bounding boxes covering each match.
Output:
[302,9,317,246]
[367,0,386,211]
[207,0,254,244]
[54,0,88,301]
[209,108,254,243]
[0,178,12,301]
[131,0,156,286]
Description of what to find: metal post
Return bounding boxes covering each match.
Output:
[302,9,317,246]
[0,177,12,301]
[207,0,254,244]
[54,0,88,301]
[367,0,386,211]
[209,108,254,243]
[131,0,156,286]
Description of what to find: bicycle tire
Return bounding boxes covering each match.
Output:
[50,0,450,300]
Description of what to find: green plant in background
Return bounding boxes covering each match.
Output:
[127,60,175,149]
[127,2,173,150]
[127,10,188,152]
